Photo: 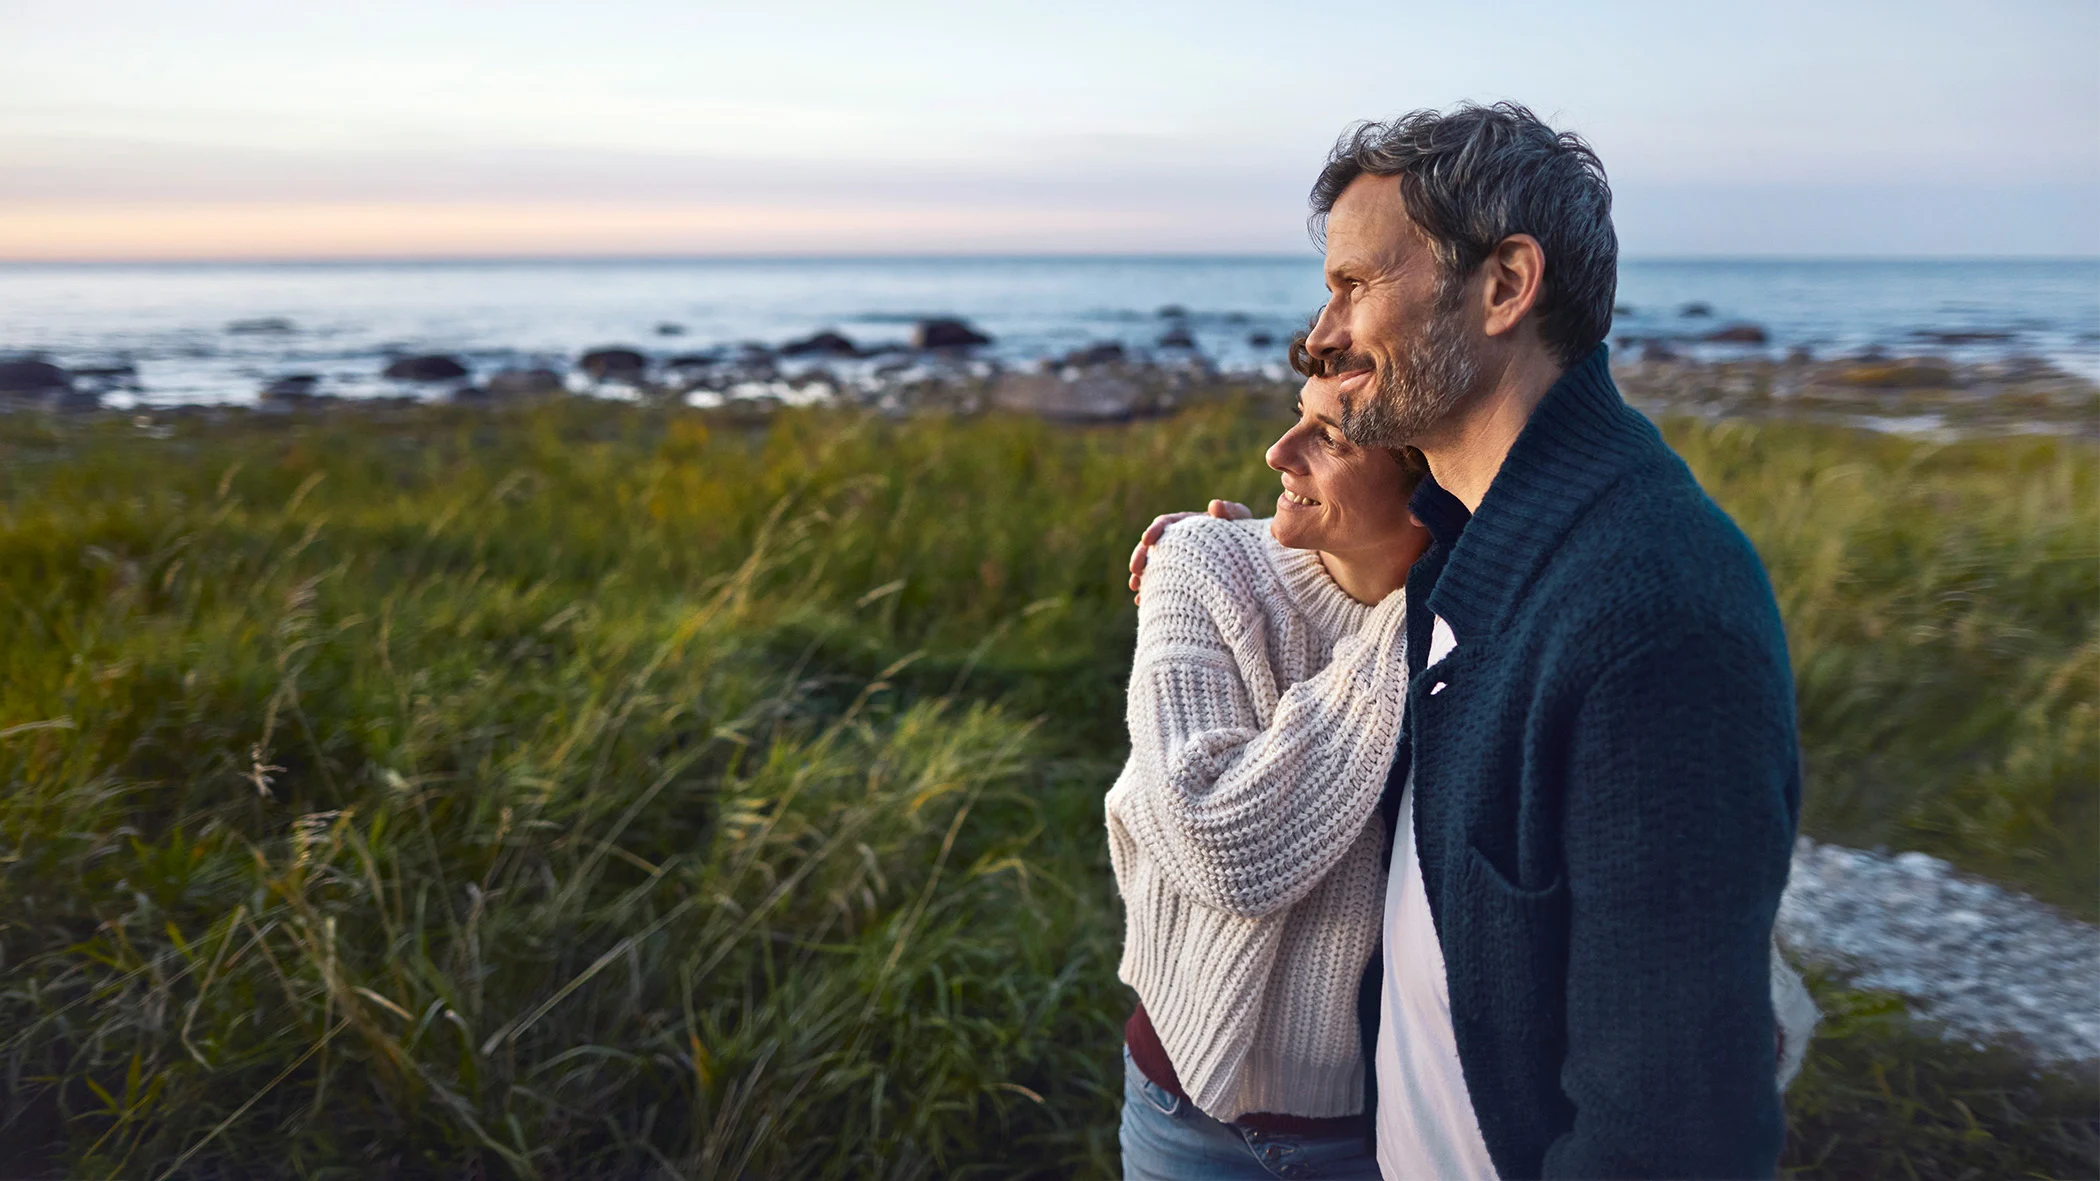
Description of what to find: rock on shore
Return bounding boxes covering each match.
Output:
[990,372,1150,421]
[485,368,567,397]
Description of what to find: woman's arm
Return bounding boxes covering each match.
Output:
[1109,549,1409,920]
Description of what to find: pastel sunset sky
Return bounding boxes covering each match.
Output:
[3,0,2093,260]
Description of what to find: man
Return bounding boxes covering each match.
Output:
[1129,103,1800,1178]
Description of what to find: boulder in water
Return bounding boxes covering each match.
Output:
[1702,323,1770,344]
[384,354,470,381]
[655,322,688,336]
[580,348,648,380]
[1678,302,1713,318]
[1248,331,1276,349]
[260,374,324,401]
[1062,341,1127,367]
[227,317,295,335]
[0,359,72,395]
[1157,325,1196,350]
[780,330,860,358]
[912,318,992,349]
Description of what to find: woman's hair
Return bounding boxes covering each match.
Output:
[1286,325,1430,494]
[1287,327,1329,380]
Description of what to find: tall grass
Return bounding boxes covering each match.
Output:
[1665,419,2098,915]
[0,396,2093,1177]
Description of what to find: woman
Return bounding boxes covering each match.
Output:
[1108,341,1816,1179]
[1106,341,1423,1179]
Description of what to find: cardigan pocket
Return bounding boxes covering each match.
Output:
[1452,841,1569,1025]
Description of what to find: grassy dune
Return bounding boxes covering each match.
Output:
[0,394,2093,1177]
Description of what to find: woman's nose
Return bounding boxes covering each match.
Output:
[1265,433,1301,474]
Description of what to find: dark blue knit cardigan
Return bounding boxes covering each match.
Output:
[1356,345,1801,1179]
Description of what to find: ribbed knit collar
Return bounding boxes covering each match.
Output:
[1259,524,1377,643]
[1406,344,1659,641]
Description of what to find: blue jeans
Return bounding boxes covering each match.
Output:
[1118,1045,1380,1180]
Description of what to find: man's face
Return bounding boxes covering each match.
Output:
[1307,174,1483,449]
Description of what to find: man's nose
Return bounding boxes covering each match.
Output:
[1307,301,1347,360]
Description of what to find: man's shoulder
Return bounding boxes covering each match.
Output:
[1538,456,1782,650]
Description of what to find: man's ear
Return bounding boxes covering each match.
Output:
[1479,234,1546,339]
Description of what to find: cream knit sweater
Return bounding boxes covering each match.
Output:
[1105,515,1407,1121]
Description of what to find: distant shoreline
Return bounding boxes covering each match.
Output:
[6,256,2096,405]
[8,352,2094,445]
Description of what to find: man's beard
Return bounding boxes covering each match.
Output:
[1333,287,1481,450]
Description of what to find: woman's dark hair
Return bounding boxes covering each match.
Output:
[1285,326,1429,495]
[1287,329,1329,380]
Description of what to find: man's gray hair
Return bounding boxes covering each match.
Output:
[1310,102,1617,367]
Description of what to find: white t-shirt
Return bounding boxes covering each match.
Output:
[1376,616,1498,1180]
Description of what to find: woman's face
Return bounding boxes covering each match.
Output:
[1266,374,1419,555]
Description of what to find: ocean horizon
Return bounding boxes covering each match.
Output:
[4,255,2096,405]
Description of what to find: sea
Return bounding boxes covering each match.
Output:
[1,257,2095,407]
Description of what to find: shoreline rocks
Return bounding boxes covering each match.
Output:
[1702,323,1770,344]
[780,330,860,358]
[484,368,566,398]
[260,374,325,402]
[226,317,295,335]
[990,371,1152,422]
[911,318,992,349]
[383,354,470,381]
[0,359,72,396]
[1614,351,2097,439]
[580,348,648,381]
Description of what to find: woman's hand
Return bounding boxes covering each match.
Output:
[1128,500,1251,604]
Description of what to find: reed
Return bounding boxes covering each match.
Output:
[0,395,2092,1177]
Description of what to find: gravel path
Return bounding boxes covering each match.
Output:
[1778,838,2100,1066]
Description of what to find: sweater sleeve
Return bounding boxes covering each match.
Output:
[1110,556,1409,920]
[1542,626,1796,1179]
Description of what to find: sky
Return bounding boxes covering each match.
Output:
[1,0,2094,260]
